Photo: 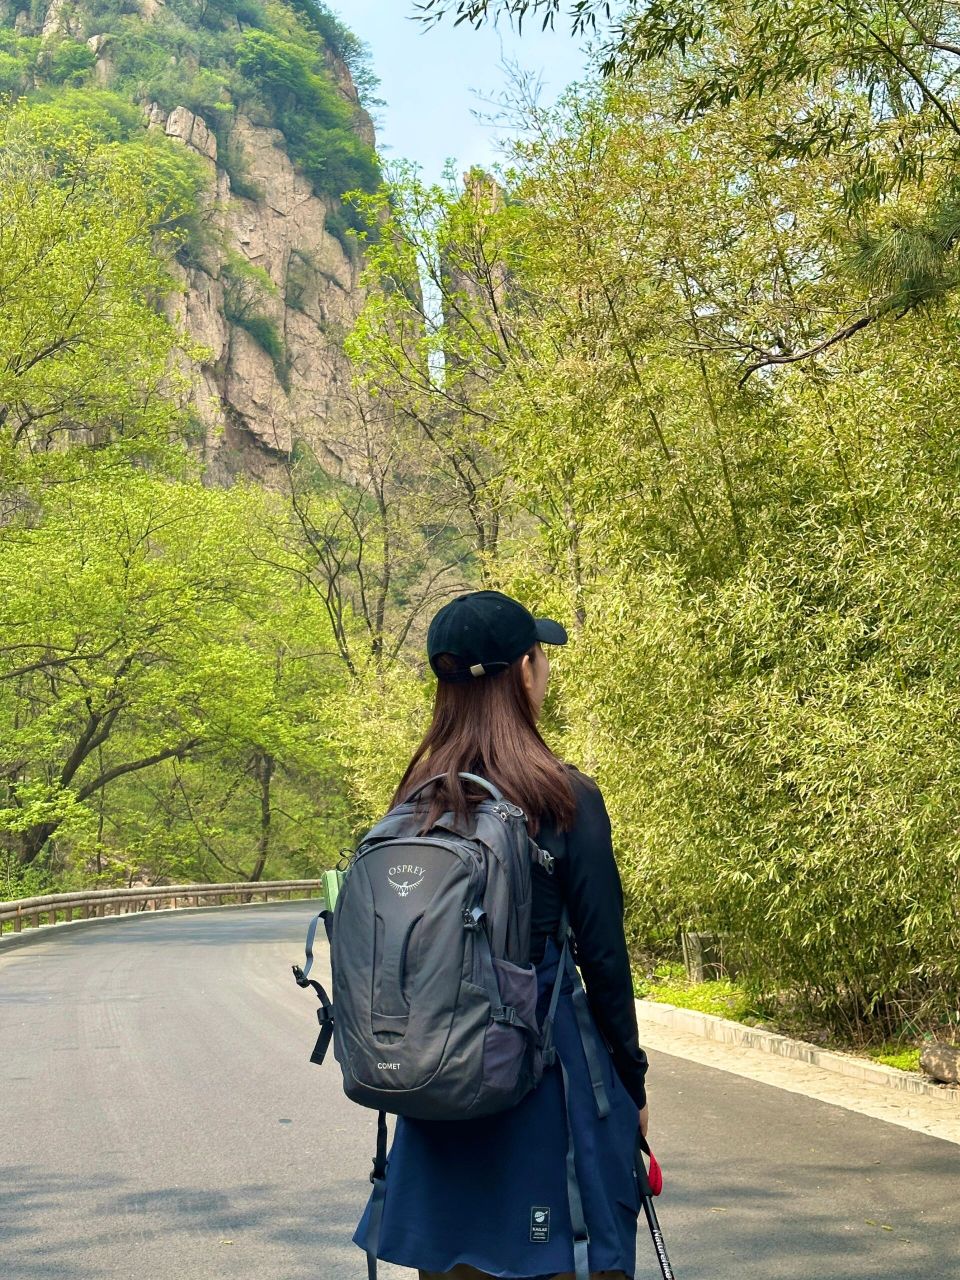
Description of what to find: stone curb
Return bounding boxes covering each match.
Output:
[635,997,960,1107]
[0,897,322,955]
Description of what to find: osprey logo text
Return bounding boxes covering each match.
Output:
[388,864,425,898]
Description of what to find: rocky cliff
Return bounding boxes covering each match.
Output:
[18,0,376,483]
[150,96,370,483]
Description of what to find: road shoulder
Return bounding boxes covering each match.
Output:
[635,999,960,1146]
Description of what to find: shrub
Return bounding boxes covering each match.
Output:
[0,33,40,96]
[292,121,378,199]
[25,87,146,142]
[0,48,30,96]
[167,0,268,30]
[104,15,231,113]
[80,0,142,33]
[285,0,380,106]
[114,132,213,264]
[324,205,360,261]
[222,250,289,388]
[221,249,277,313]
[243,313,284,361]
[233,29,380,203]
[285,247,314,310]
[104,18,179,95]
[46,39,97,86]
[243,314,290,390]
[235,29,349,128]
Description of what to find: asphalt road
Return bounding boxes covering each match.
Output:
[0,903,956,1280]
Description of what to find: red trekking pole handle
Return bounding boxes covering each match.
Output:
[635,1132,676,1280]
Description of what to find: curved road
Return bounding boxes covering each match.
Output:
[0,904,956,1279]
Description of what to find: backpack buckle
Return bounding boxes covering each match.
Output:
[462,906,485,931]
[531,842,555,875]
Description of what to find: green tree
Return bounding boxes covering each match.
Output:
[0,474,226,866]
[0,97,204,478]
[44,38,97,85]
[0,30,40,95]
[0,474,355,878]
[349,165,531,566]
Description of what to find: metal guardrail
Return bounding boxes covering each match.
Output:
[0,880,324,935]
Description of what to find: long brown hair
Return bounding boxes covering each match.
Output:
[393,647,576,834]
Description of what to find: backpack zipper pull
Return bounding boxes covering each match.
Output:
[494,802,525,822]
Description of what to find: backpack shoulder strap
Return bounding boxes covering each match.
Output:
[538,914,593,1280]
[558,1053,591,1280]
[539,910,611,1120]
[291,909,325,986]
[565,932,612,1120]
[364,1111,389,1280]
[401,771,503,804]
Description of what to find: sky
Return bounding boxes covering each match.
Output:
[339,2,595,183]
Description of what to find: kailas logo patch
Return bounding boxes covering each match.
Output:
[388,864,425,898]
[530,1206,550,1242]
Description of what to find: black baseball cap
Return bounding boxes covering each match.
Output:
[427,590,568,682]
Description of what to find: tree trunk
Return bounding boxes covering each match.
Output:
[17,821,58,867]
[248,752,274,883]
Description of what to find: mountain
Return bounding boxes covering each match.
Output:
[0,0,379,481]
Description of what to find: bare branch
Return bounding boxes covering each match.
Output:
[75,738,202,802]
[0,639,122,682]
[895,1,960,59]
[738,312,878,384]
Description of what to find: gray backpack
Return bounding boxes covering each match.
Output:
[293,772,556,1116]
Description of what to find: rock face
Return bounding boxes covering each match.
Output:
[151,103,368,484]
[33,0,373,485]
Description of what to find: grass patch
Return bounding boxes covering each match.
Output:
[634,959,927,1073]
[634,961,755,1021]
[865,1045,922,1072]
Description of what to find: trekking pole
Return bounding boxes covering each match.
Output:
[635,1131,676,1280]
